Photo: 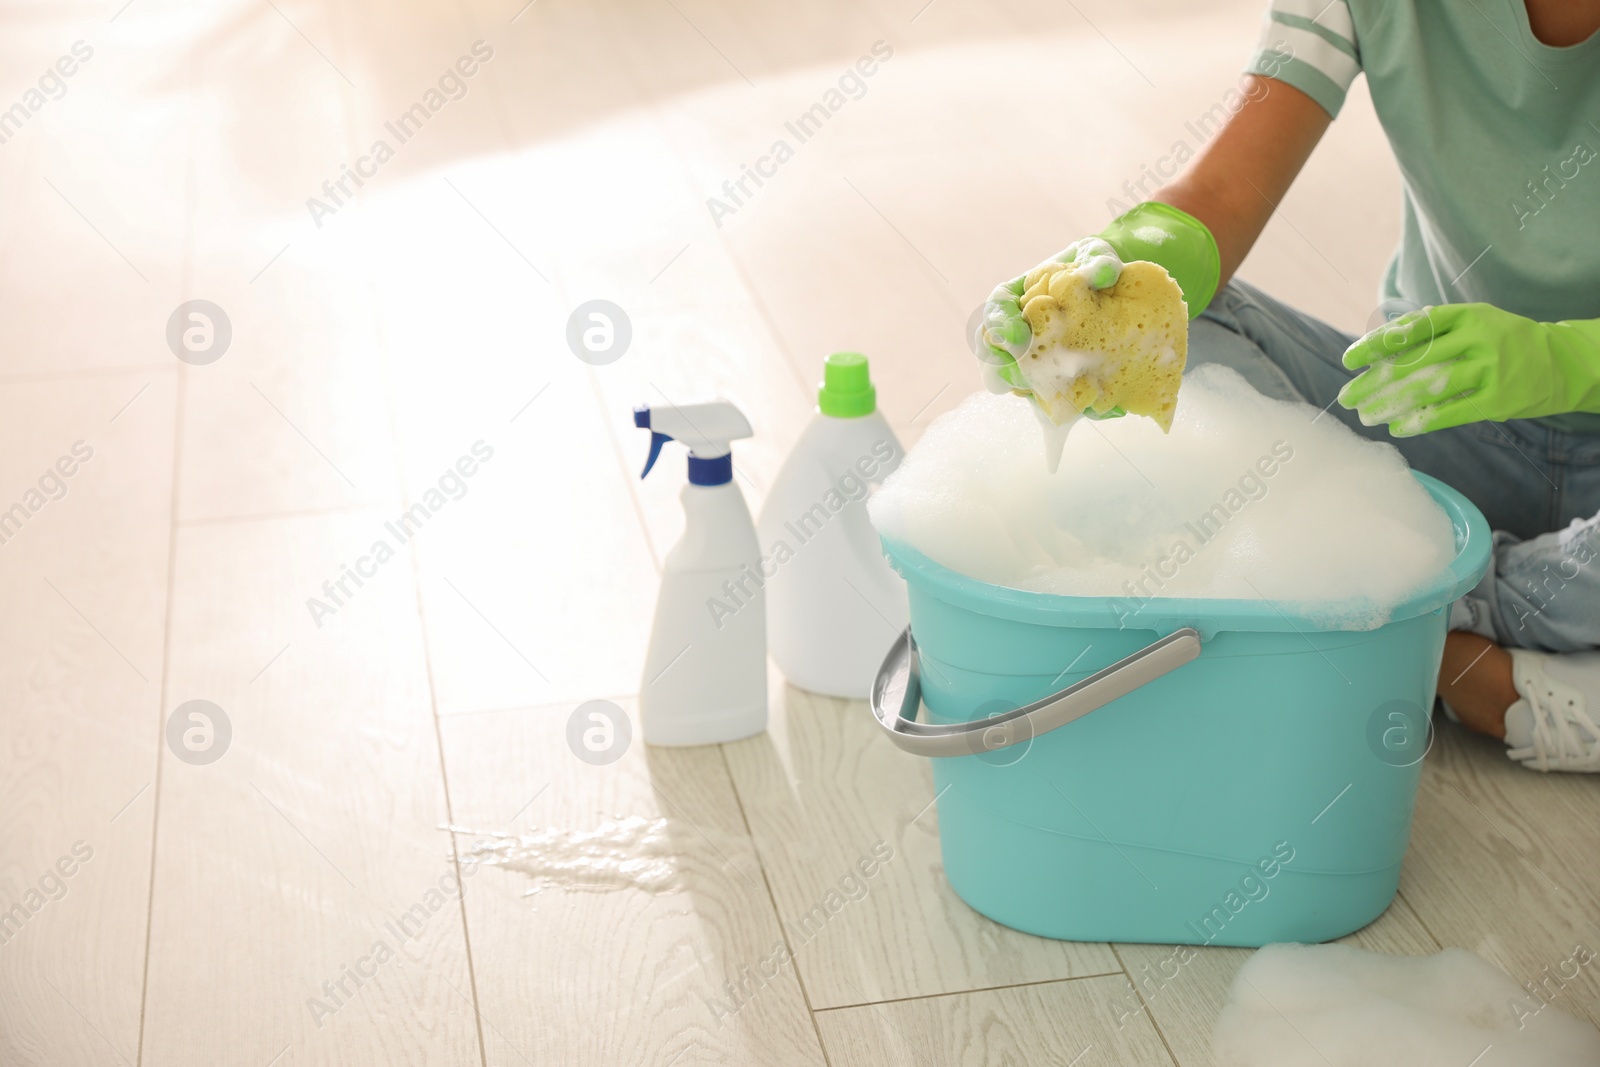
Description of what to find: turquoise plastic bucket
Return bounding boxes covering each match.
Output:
[874,472,1490,945]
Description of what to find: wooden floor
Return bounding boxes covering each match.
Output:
[2,0,1597,1064]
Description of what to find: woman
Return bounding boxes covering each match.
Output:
[978,0,1600,770]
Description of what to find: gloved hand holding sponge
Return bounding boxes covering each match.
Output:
[980,200,1600,440]
[974,201,1220,432]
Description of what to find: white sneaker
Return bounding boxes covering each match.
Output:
[1505,650,1600,773]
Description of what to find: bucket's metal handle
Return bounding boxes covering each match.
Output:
[868,627,1202,758]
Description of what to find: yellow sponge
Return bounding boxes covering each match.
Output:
[1014,259,1189,431]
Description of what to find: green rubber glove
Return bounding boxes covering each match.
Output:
[975,201,1221,410]
[1097,201,1221,317]
[976,237,1120,394]
[1338,304,1600,437]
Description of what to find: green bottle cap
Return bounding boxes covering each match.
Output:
[817,351,876,417]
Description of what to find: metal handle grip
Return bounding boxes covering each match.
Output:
[868,627,1202,758]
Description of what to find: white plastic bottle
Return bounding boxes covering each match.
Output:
[635,401,767,746]
[758,353,908,699]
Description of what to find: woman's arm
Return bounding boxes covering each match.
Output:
[1155,75,1332,290]
[975,74,1335,384]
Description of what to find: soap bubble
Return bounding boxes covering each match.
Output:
[165,700,232,765]
[1215,942,1600,1065]
[868,365,1457,629]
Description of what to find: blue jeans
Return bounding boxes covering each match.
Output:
[1191,280,1600,653]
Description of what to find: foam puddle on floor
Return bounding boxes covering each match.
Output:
[450,816,685,896]
[1213,943,1600,1065]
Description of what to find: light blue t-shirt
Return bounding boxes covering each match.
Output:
[1246,0,1600,433]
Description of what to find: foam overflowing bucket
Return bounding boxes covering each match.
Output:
[869,471,1490,945]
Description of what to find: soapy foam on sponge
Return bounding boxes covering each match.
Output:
[1016,258,1188,430]
[1213,943,1600,1066]
[868,365,1457,627]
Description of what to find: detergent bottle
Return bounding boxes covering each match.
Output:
[758,353,907,699]
[635,401,767,745]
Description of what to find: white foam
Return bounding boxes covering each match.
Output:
[454,816,685,895]
[1032,401,1079,475]
[867,365,1457,628]
[1213,943,1600,1066]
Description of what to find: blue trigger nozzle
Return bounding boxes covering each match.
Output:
[641,432,671,478]
[634,408,673,478]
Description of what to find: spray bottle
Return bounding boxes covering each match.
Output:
[634,401,767,746]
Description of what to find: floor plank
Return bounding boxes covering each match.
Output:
[723,685,1121,1010]
[175,0,404,523]
[386,335,662,715]
[439,701,829,1067]
[453,0,820,524]
[815,973,1178,1067]
[0,4,195,380]
[1114,893,1441,1066]
[0,373,175,1067]
[1399,722,1600,1028]
[140,510,480,1066]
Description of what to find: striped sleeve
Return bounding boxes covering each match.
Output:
[1246,0,1362,117]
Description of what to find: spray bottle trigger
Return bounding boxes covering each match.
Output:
[633,407,672,479]
[641,432,673,478]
